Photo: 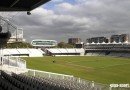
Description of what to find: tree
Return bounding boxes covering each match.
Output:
[57,42,74,48]
[58,42,65,48]
[5,42,33,48]
[65,43,74,48]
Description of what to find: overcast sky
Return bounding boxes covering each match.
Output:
[1,0,130,43]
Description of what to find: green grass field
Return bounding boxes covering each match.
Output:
[22,56,130,84]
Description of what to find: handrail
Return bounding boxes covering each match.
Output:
[25,69,74,80]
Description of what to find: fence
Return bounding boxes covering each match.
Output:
[1,56,26,69]
[25,69,74,80]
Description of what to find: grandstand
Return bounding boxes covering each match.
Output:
[2,48,45,57]
[0,70,103,90]
[46,48,84,56]
[84,43,130,57]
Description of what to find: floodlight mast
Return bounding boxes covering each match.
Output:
[0,16,18,42]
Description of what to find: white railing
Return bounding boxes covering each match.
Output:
[25,69,74,80]
[72,77,110,90]
[0,56,27,74]
[1,56,26,69]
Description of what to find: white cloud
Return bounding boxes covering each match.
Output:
[52,0,63,3]
[4,0,130,42]
[56,2,73,9]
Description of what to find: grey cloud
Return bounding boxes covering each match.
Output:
[3,0,130,42]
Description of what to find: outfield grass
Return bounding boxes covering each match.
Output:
[22,56,130,84]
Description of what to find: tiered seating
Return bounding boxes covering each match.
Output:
[58,48,68,53]
[107,52,114,56]
[75,49,85,56]
[108,52,121,57]
[2,48,44,57]
[75,49,84,53]
[17,49,30,54]
[57,49,68,56]
[12,73,93,90]
[1,71,35,90]
[47,48,84,56]
[37,49,45,55]
[85,52,93,56]
[47,48,61,54]
[121,52,130,57]
[0,70,100,90]
[3,49,10,56]
[13,73,69,90]
[28,49,44,57]
[66,49,76,53]
[0,75,21,90]
[86,52,105,56]
[91,52,100,56]
[99,52,106,56]
[4,49,20,55]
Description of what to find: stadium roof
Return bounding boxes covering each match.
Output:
[0,0,50,11]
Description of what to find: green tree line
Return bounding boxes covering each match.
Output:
[3,41,74,48]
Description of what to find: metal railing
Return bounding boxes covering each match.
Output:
[25,69,74,80]
[1,56,26,69]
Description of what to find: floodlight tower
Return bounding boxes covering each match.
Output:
[0,16,11,56]
[0,16,8,68]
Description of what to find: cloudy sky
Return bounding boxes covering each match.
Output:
[1,0,130,43]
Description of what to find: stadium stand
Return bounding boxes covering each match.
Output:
[0,71,36,90]
[85,51,107,56]
[2,48,45,57]
[121,52,130,58]
[75,49,85,56]
[66,49,76,53]
[47,48,84,56]
[85,51,130,58]
[99,52,106,56]
[91,52,100,56]
[58,48,68,53]
[0,74,21,90]
[84,43,130,57]
[0,70,99,90]
[17,49,30,54]
[4,49,19,55]
[48,48,61,54]
[28,48,45,57]
[85,52,93,56]
[2,49,10,55]
[107,52,121,57]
